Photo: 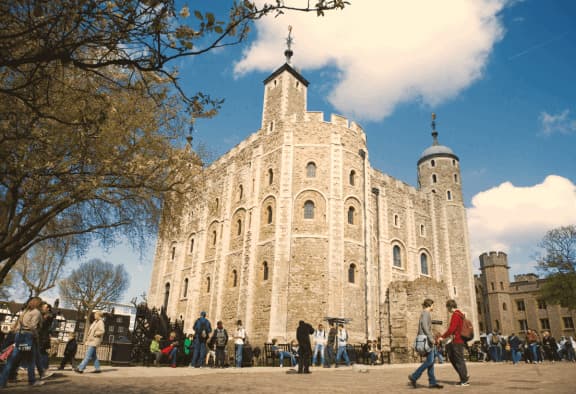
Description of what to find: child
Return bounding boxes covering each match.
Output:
[58,332,78,370]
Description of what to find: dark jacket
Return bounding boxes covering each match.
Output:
[296,321,315,354]
[210,328,228,348]
[193,317,212,343]
[64,338,78,357]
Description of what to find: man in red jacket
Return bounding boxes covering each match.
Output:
[440,299,469,386]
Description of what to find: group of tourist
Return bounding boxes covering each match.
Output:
[0,296,108,390]
[472,328,576,364]
[149,313,246,369]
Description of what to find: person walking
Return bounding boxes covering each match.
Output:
[0,297,44,388]
[409,298,443,389]
[58,332,78,370]
[191,312,212,368]
[439,299,469,386]
[335,323,351,367]
[233,320,246,368]
[75,311,105,373]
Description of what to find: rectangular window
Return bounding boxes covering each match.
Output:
[516,300,526,311]
[563,317,575,329]
[116,317,123,323]
[540,319,550,330]
[117,326,126,334]
[519,319,528,332]
[108,325,115,333]
[537,299,547,310]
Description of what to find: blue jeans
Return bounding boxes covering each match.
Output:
[410,347,438,386]
[191,340,206,367]
[235,344,243,367]
[0,332,37,386]
[336,345,350,366]
[77,345,100,372]
[529,343,540,362]
[312,343,325,366]
[279,351,296,366]
[511,348,522,364]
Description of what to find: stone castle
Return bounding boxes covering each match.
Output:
[475,251,576,339]
[148,45,478,361]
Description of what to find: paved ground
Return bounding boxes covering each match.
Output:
[6,361,576,393]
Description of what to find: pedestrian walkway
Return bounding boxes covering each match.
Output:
[6,361,576,393]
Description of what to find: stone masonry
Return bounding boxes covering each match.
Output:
[148,59,478,362]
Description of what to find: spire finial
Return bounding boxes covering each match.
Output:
[431,112,439,145]
[186,118,194,147]
[284,25,294,64]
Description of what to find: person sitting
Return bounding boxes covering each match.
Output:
[150,334,162,366]
[271,338,296,367]
[366,340,378,365]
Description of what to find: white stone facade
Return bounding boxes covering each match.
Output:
[148,63,477,360]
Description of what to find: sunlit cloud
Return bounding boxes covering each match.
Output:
[235,0,510,121]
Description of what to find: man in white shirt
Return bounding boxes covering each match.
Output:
[312,323,327,367]
[335,324,350,367]
[233,320,246,368]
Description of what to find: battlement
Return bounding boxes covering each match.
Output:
[513,273,539,282]
[301,111,366,140]
[479,251,509,269]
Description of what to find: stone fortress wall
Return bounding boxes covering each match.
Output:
[148,61,477,362]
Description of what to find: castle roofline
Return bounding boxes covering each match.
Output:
[417,149,459,166]
[263,63,309,87]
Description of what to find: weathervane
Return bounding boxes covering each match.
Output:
[186,118,194,147]
[284,25,294,64]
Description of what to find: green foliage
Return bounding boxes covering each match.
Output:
[0,0,349,285]
[536,225,576,309]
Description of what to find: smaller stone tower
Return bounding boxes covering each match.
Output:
[417,113,462,203]
[479,251,513,333]
[261,26,308,130]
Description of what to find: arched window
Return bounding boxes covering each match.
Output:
[420,254,429,275]
[268,169,274,185]
[238,185,243,201]
[393,245,402,268]
[420,224,425,236]
[349,170,356,186]
[432,174,437,183]
[306,162,316,178]
[163,283,170,309]
[348,263,356,283]
[171,246,176,261]
[454,174,459,183]
[189,238,194,254]
[347,207,355,224]
[266,206,273,224]
[212,230,217,245]
[182,278,189,298]
[503,302,507,311]
[431,159,436,167]
[304,200,315,219]
[232,270,238,287]
[447,190,452,200]
[263,261,269,281]
[452,159,456,166]
[206,277,211,293]
[215,198,219,210]
[237,219,242,236]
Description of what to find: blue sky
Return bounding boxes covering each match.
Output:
[58,0,576,304]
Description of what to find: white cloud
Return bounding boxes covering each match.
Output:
[539,109,576,135]
[467,175,576,274]
[234,0,509,121]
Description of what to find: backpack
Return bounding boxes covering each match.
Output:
[414,334,431,356]
[216,329,227,347]
[460,314,474,342]
[491,334,500,345]
[197,319,208,340]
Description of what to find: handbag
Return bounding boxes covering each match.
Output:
[161,344,174,355]
[414,334,431,356]
[0,344,14,361]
